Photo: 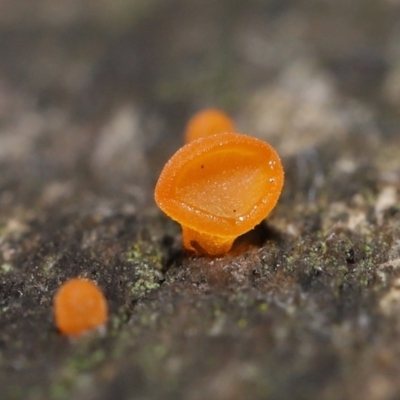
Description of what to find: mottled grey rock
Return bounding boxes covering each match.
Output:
[0,1,400,400]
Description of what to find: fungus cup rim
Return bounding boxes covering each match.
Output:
[155,132,284,237]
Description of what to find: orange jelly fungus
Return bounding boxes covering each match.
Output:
[155,132,284,256]
[184,108,235,143]
[53,278,108,337]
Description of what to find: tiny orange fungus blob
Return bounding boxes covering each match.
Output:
[155,132,284,256]
[53,278,108,337]
[184,108,235,143]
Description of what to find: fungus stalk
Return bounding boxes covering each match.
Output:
[182,226,235,256]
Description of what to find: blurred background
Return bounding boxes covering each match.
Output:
[1,0,399,208]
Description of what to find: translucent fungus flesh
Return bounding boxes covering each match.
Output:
[155,132,284,256]
[54,278,108,337]
[182,226,234,256]
[176,148,270,218]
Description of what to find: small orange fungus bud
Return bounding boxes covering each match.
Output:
[155,132,284,256]
[53,278,108,337]
[184,108,235,143]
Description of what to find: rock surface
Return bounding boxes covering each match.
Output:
[0,1,400,399]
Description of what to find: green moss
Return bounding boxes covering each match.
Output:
[50,381,71,400]
[41,255,59,274]
[124,238,164,300]
[49,345,108,400]
[1,263,12,273]
[126,237,163,268]
[0,222,7,238]
[66,349,106,371]
[237,318,248,329]
[139,311,159,327]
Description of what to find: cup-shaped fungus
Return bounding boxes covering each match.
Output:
[155,132,284,256]
[54,278,108,337]
[184,108,235,143]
